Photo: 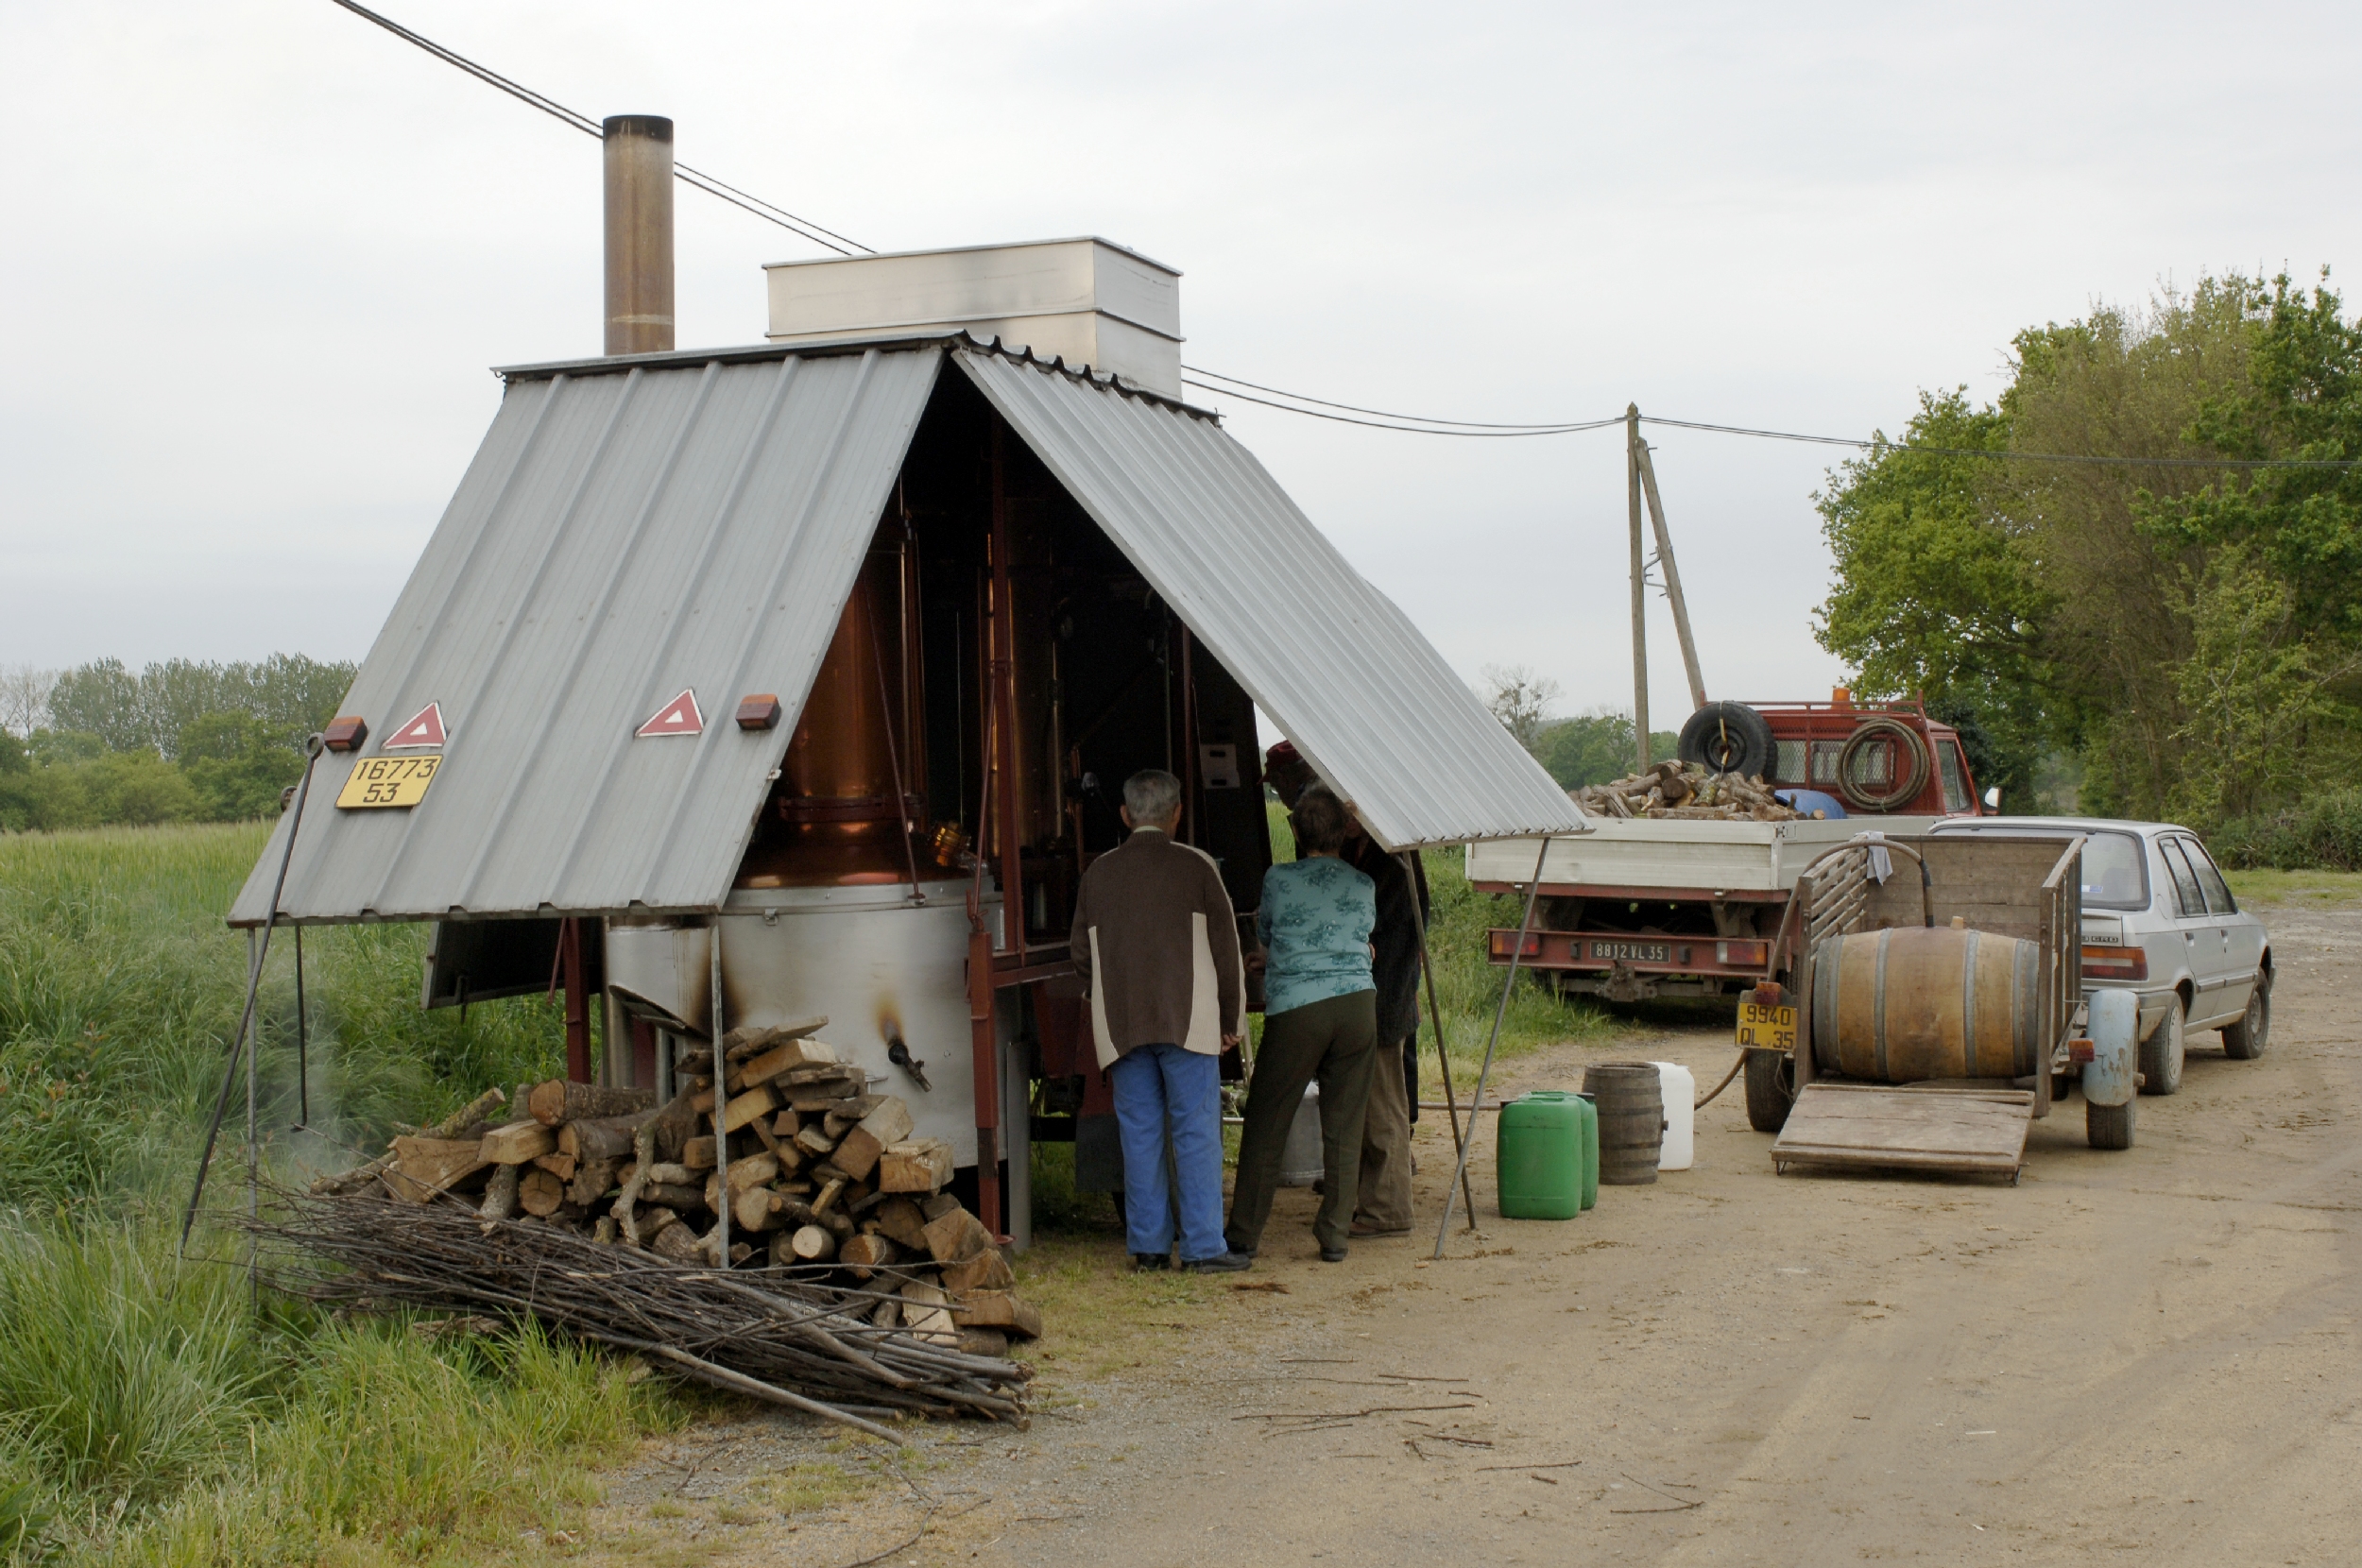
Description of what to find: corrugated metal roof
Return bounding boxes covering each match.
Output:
[953,349,1589,851]
[231,344,944,925]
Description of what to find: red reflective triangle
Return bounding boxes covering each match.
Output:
[383,702,447,749]
[635,689,703,738]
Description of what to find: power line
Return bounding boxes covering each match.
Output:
[1636,415,2362,470]
[1181,365,1612,431]
[326,0,872,257]
[1178,378,1621,437]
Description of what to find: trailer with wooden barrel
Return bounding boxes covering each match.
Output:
[1740,831,2136,1180]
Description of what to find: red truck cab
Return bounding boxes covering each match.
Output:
[1751,694,1984,818]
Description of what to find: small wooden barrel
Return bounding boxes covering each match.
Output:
[1582,1063,1664,1185]
[1811,925,2041,1082]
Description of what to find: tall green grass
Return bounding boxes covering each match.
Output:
[0,823,674,1564]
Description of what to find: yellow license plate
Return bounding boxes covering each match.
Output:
[335,754,442,810]
[1737,1000,1796,1052]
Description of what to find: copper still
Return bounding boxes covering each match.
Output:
[737,544,928,889]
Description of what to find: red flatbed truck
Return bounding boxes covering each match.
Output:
[1469,695,1986,1125]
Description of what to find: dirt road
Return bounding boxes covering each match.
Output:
[583,898,2359,1567]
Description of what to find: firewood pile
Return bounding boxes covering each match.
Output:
[1572,760,1813,821]
[286,1015,1038,1430]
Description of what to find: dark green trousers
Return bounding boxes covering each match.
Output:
[1226,990,1378,1254]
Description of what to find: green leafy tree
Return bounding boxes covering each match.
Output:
[178,711,301,821]
[1533,711,1682,789]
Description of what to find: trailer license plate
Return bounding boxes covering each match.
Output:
[1589,940,1669,963]
[335,755,441,810]
[1736,1001,1796,1052]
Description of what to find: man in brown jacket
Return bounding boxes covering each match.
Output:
[1068,769,1252,1272]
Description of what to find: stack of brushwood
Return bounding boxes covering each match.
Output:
[1572,760,1806,821]
[290,1015,1040,1426]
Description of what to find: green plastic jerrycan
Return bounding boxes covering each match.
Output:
[1574,1092,1599,1211]
[1497,1091,1595,1219]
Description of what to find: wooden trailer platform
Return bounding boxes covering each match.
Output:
[1771,1082,2034,1181]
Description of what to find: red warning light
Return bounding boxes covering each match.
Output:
[322,716,369,753]
[636,690,703,738]
[735,693,783,730]
[384,703,447,749]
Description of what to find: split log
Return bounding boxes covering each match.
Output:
[921,1192,964,1220]
[532,1150,578,1182]
[478,1162,522,1222]
[899,1281,958,1345]
[958,1327,1011,1358]
[922,1205,994,1266]
[839,1232,899,1279]
[771,1108,802,1138]
[734,1186,793,1233]
[832,1097,915,1182]
[311,1085,505,1195]
[682,1135,717,1171]
[811,1177,847,1218]
[478,1119,556,1166]
[788,1224,837,1263]
[949,1289,1043,1339]
[386,1137,491,1203]
[738,1034,839,1089]
[641,1181,706,1212]
[558,1112,651,1165]
[794,1123,838,1158]
[648,1220,703,1263]
[940,1248,1015,1295]
[518,1167,566,1218]
[721,1083,779,1133]
[527,1080,655,1129]
[721,1015,829,1062]
[880,1139,954,1194]
[874,1196,932,1251]
[567,1157,624,1207]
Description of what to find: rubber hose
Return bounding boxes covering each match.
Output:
[1694,1048,1748,1110]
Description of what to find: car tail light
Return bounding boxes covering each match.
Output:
[2080,945,2148,981]
[1716,940,1769,969]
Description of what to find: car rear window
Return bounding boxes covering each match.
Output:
[1929,827,2149,909]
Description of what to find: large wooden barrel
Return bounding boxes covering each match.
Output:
[1582,1063,1664,1185]
[1811,926,2041,1082]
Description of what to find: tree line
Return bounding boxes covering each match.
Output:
[1481,666,1680,790]
[0,655,354,831]
[1814,268,2362,867]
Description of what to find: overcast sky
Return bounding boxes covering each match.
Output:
[5,1,2357,725]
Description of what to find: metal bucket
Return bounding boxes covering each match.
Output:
[1278,1082,1324,1186]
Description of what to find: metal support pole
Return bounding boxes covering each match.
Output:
[182,738,322,1254]
[562,917,592,1082]
[293,926,309,1129]
[1635,441,1707,712]
[1626,404,1651,770]
[1401,852,1475,1225]
[246,928,259,1291]
[710,921,729,1265]
[1431,838,1550,1257]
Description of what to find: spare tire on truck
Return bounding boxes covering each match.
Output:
[1678,702,1774,777]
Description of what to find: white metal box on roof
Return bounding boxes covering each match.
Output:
[763,238,1183,398]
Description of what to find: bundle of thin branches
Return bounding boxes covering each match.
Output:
[243,1189,1032,1444]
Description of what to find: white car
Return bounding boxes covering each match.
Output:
[1926,816,2271,1095]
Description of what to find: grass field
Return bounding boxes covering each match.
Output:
[0,823,669,1565]
[2223,867,2362,905]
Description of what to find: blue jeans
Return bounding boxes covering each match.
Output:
[1106,1043,1228,1263]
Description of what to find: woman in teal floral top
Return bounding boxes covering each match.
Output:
[1224,784,1379,1262]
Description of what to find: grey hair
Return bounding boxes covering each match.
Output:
[1292,784,1350,855]
[1122,768,1184,825]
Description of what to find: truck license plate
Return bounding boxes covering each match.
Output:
[1589,940,1669,963]
[335,755,442,810]
[1736,1001,1796,1052]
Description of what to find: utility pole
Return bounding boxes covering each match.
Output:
[1636,441,1708,712]
[1626,404,1650,771]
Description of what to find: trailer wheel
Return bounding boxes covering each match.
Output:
[1743,1048,1795,1133]
[2138,996,2185,1095]
[2087,1096,2135,1150]
[1679,702,1775,778]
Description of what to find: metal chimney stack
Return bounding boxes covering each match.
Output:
[603,115,675,355]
